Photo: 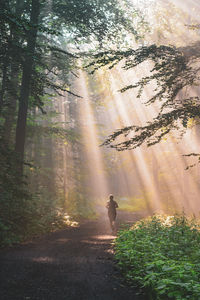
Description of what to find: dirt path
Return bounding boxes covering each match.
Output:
[0,211,146,300]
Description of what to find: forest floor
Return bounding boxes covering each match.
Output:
[0,210,147,300]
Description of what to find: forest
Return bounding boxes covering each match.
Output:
[1,0,200,299]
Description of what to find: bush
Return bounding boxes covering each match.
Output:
[0,145,73,247]
[115,214,200,300]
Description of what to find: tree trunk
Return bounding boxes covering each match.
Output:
[0,63,8,115]
[2,0,24,144]
[0,0,8,114]
[2,70,18,145]
[15,0,40,175]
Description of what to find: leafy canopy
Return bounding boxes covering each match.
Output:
[86,41,200,154]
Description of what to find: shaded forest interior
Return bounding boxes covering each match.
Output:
[1,0,200,246]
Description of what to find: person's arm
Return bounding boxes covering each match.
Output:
[115,201,118,208]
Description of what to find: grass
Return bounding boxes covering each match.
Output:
[117,197,147,212]
[115,214,200,300]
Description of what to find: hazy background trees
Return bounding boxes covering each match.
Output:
[0,0,145,245]
[1,0,200,246]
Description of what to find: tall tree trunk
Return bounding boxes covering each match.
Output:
[0,0,8,114]
[2,0,24,144]
[15,0,40,175]
[2,66,18,145]
[0,63,8,115]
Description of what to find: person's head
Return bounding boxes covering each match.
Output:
[109,194,114,201]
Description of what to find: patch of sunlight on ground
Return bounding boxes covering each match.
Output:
[56,238,70,243]
[91,235,116,240]
[32,256,55,263]
[62,214,79,227]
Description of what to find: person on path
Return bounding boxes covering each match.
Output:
[106,194,118,233]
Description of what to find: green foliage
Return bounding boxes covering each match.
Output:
[115,214,200,299]
[87,42,200,156]
[52,0,146,47]
[0,143,71,247]
[0,0,149,246]
[0,143,26,244]
[27,123,80,143]
[117,195,152,212]
[66,188,95,220]
[101,100,200,151]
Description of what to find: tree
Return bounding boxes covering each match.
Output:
[0,0,146,245]
[15,0,40,174]
[0,0,145,175]
[86,40,200,158]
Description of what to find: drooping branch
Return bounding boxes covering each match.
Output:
[102,100,200,151]
[87,41,200,152]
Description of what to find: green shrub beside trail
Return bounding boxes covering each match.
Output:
[115,215,200,300]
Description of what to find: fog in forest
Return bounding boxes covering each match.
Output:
[2,2,200,300]
[23,0,200,217]
[2,0,200,248]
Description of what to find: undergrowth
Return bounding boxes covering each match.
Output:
[115,214,200,300]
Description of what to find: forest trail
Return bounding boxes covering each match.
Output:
[0,211,146,300]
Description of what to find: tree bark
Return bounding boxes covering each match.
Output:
[15,0,40,175]
[0,64,8,115]
[0,0,8,114]
[2,0,24,144]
